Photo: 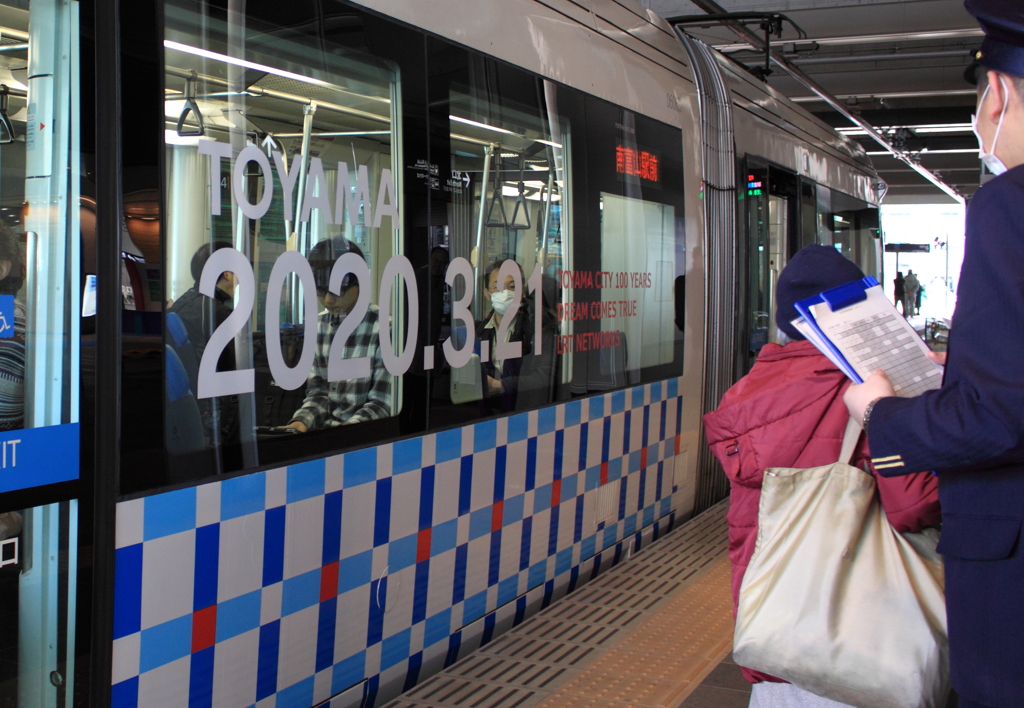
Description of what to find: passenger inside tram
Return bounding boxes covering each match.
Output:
[478,258,526,413]
[169,241,238,367]
[167,240,240,444]
[282,236,392,432]
[474,257,560,414]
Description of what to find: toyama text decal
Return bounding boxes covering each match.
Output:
[193,141,666,401]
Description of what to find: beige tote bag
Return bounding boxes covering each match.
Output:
[732,419,949,708]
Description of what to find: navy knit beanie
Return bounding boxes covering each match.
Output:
[775,245,866,341]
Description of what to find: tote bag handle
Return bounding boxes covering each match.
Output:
[838,417,862,466]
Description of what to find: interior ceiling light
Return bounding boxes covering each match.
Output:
[908,125,974,134]
[164,40,339,91]
[450,115,519,136]
[450,115,563,148]
[838,123,973,137]
[866,148,980,156]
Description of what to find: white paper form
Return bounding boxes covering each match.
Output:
[791,316,859,380]
[810,285,942,397]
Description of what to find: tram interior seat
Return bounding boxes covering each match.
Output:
[251,330,307,427]
[165,344,206,459]
[166,312,199,390]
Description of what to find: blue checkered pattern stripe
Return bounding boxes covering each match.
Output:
[110,379,685,708]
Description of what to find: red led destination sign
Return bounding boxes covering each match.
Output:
[616,146,660,184]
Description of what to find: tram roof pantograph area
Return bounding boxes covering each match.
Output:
[651,0,985,203]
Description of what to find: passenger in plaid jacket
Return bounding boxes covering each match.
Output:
[283,237,392,431]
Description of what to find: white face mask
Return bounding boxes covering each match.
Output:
[489,288,515,315]
[972,77,1011,176]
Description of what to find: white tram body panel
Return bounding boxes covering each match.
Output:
[98,3,883,708]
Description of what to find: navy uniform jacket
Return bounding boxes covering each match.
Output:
[868,165,1024,708]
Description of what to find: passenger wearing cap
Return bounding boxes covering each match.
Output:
[282,236,392,431]
[703,246,940,706]
[844,2,1024,706]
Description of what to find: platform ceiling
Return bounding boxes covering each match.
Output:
[644,0,981,203]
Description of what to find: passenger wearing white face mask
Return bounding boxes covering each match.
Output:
[843,2,1024,706]
[477,258,530,412]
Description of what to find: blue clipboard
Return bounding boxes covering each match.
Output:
[792,276,879,384]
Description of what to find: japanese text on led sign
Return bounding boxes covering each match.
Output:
[616,146,659,183]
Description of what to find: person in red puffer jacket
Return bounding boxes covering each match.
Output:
[702,245,942,708]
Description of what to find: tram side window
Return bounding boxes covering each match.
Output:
[0,1,80,439]
[429,72,570,422]
[830,190,880,280]
[426,46,685,425]
[162,1,402,481]
[574,98,686,392]
[0,1,83,703]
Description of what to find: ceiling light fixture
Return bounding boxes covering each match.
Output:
[164,40,338,91]
[449,115,563,148]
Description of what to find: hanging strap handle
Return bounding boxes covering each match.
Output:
[838,417,863,466]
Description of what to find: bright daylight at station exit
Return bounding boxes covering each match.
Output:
[0,0,1014,707]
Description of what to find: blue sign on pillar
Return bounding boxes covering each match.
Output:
[0,295,14,338]
[0,424,80,493]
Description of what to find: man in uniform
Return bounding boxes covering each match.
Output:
[844,2,1024,706]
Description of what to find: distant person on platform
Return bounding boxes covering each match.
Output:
[844,2,1024,706]
[904,269,921,316]
[282,237,392,431]
[893,271,906,314]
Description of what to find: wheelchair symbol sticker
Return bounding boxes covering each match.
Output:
[0,295,13,338]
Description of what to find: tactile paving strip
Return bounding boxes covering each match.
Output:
[382,500,733,708]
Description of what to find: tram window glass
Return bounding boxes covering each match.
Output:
[148,4,687,490]
[745,163,769,359]
[430,74,571,421]
[427,42,684,423]
[830,190,879,279]
[576,98,685,392]
[0,0,83,703]
[800,180,817,251]
[816,184,833,246]
[597,194,678,371]
[161,1,402,483]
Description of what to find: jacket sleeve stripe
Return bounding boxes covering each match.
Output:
[873,461,906,470]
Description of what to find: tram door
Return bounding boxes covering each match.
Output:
[743,162,801,371]
[0,1,82,707]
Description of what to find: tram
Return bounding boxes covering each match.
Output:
[0,0,882,706]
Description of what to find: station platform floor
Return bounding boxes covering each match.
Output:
[382,500,751,708]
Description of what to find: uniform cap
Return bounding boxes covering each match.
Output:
[964,0,1024,84]
[775,245,866,342]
